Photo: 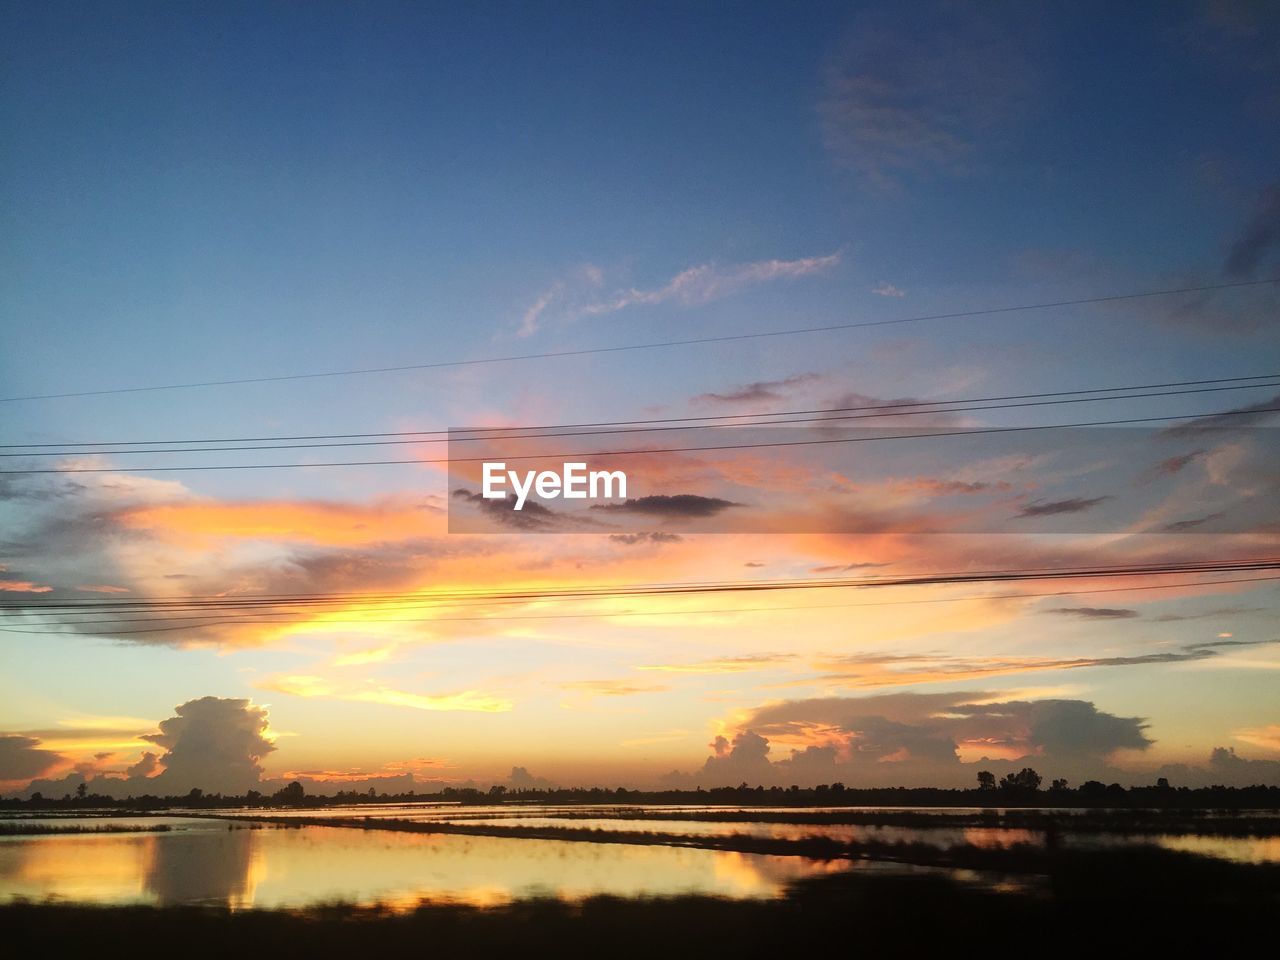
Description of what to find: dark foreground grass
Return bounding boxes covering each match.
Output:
[4,870,1273,959]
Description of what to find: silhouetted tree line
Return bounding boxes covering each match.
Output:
[4,769,1279,811]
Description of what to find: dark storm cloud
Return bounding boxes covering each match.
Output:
[811,561,892,573]
[1163,512,1228,532]
[1162,392,1280,434]
[0,735,65,782]
[590,495,740,518]
[451,487,576,530]
[608,532,684,545]
[693,373,820,405]
[0,475,89,502]
[1015,496,1111,518]
[1151,449,1206,476]
[1044,607,1140,620]
[1224,180,1280,278]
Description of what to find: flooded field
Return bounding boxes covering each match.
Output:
[3,804,1278,909]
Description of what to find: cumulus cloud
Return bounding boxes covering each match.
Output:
[141,697,275,795]
[508,766,557,789]
[671,692,1156,788]
[0,735,66,785]
[1153,746,1280,789]
[126,751,160,778]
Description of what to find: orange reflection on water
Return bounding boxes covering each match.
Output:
[0,822,854,909]
[3,833,154,903]
[961,828,1042,850]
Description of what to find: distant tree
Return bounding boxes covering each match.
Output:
[274,781,305,805]
[999,768,1042,794]
[1156,777,1171,790]
[1050,778,1069,792]
[75,782,87,799]
[1079,780,1106,800]
[976,770,997,791]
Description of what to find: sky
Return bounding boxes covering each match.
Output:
[2,1,1279,797]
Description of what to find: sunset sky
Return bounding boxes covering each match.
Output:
[2,2,1279,797]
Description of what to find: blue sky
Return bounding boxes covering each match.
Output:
[2,2,1279,794]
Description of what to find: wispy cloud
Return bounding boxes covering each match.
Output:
[871,282,905,297]
[517,252,841,335]
[0,580,52,593]
[1234,724,1280,753]
[820,5,1036,190]
[580,253,841,318]
[637,653,797,675]
[258,675,513,713]
[800,639,1280,691]
[559,680,669,696]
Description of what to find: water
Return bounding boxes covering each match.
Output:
[2,804,1275,908]
[0,817,856,908]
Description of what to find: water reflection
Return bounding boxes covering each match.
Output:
[0,822,856,909]
[144,826,262,906]
[3,806,1277,910]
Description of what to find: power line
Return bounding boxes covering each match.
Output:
[3,277,1276,404]
[4,558,1276,615]
[3,573,1275,636]
[3,406,1276,474]
[4,379,1276,457]
[5,373,1276,448]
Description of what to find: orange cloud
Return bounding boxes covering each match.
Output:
[0,580,52,593]
[116,497,446,546]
